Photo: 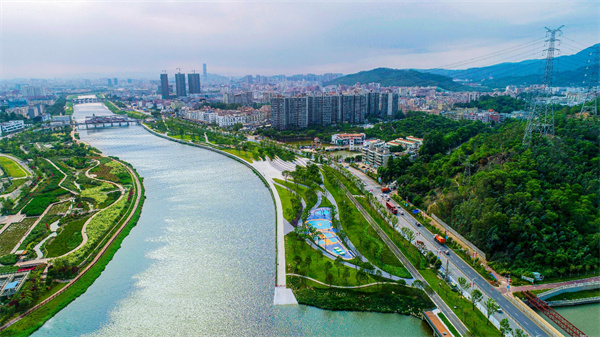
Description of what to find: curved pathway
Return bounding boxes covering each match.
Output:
[55,159,125,260]
[287,273,400,289]
[44,158,79,195]
[1,153,143,332]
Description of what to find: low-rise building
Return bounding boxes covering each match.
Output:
[362,140,391,168]
[0,120,25,134]
[331,133,366,150]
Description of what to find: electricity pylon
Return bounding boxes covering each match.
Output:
[523,26,564,146]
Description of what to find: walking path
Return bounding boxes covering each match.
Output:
[10,199,70,254]
[287,273,400,289]
[44,158,79,195]
[510,276,600,293]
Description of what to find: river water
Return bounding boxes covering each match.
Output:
[541,303,600,337]
[32,103,431,336]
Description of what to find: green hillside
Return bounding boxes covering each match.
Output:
[326,68,468,91]
[379,110,600,278]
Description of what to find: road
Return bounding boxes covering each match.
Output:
[335,172,469,336]
[347,166,548,337]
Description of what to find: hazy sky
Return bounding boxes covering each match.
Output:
[1,0,598,79]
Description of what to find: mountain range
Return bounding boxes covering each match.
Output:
[326,43,598,91]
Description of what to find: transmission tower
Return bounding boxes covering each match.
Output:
[581,46,600,116]
[523,26,564,145]
[462,156,472,186]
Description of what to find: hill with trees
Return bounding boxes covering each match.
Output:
[366,111,488,143]
[379,109,600,278]
[325,68,468,91]
[454,95,527,114]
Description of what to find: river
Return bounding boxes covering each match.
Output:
[540,303,600,337]
[31,103,431,336]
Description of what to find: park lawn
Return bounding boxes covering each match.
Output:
[289,277,434,315]
[273,178,319,210]
[322,167,411,279]
[45,215,91,258]
[275,185,297,223]
[3,178,28,194]
[286,232,382,287]
[0,156,28,178]
[0,218,37,256]
[221,148,254,163]
[545,288,600,301]
[421,269,502,337]
[47,201,71,216]
[319,195,334,209]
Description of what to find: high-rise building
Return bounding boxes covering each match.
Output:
[203,63,207,79]
[367,92,380,116]
[380,92,398,118]
[188,73,201,94]
[160,73,170,99]
[113,78,118,86]
[175,73,186,97]
[107,79,112,86]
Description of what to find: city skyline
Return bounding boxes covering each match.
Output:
[1,1,598,79]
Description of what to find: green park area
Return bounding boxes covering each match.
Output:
[0,126,144,334]
[0,156,28,178]
[286,232,433,315]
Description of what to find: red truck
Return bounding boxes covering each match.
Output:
[386,201,397,214]
[434,234,446,245]
[381,186,390,193]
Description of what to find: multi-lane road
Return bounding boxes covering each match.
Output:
[346,166,547,337]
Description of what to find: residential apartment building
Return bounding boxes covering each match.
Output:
[175,73,187,97]
[188,73,201,94]
[272,94,369,130]
[362,140,392,168]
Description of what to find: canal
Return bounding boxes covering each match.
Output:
[32,103,431,336]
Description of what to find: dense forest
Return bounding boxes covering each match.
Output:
[379,110,599,278]
[454,95,526,114]
[365,111,488,143]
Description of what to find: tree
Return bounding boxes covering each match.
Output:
[484,298,500,325]
[334,256,343,277]
[342,268,350,284]
[515,328,529,337]
[471,289,483,311]
[413,280,424,290]
[405,228,416,244]
[458,277,468,298]
[325,272,334,287]
[500,318,512,337]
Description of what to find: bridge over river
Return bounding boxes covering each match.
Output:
[75,115,140,129]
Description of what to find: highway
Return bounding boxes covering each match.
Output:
[346,166,548,337]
